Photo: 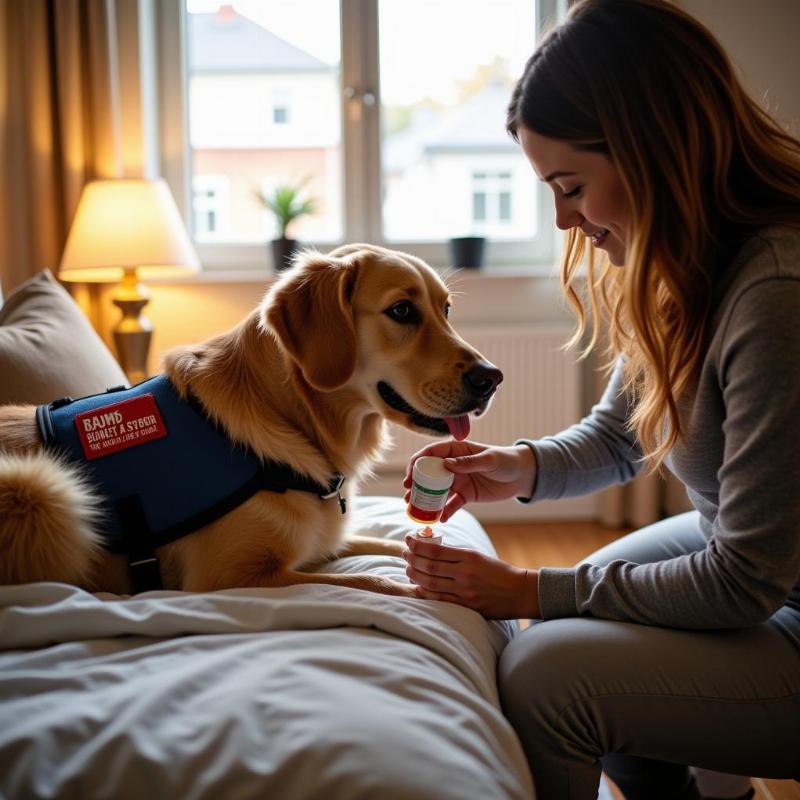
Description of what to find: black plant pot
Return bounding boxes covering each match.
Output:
[449,236,485,269]
[271,237,301,272]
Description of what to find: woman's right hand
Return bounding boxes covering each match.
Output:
[402,440,537,522]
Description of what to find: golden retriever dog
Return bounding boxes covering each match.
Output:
[0,244,502,596]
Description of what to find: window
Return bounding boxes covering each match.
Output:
[471,171,514,230]
[158,0,560,270]
[272,90,291,125]
[192,174,230,239]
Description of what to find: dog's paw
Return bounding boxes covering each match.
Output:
[378,577,419,598]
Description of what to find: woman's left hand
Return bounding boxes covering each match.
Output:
[403,535,540,620]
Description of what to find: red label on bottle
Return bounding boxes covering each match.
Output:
[74,394,167,460]
[407,504,441,524]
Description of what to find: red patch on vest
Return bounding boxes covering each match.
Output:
[75,394,167,460]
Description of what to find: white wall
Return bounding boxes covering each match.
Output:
[190,72,340,148]
[679,0,800,135]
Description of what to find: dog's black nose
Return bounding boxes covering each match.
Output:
[463,362,503,398]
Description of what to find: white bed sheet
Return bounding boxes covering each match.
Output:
[0,496,534,799]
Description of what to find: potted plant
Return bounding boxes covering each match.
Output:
[255,181,316,272]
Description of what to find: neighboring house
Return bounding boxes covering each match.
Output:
[382,79,534,241]
[188,6,530,245]
[188,5,341,242]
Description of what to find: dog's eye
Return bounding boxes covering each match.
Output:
[385,301,419,324]
[444,303,451,318]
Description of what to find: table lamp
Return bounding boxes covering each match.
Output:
[59,178,200,383]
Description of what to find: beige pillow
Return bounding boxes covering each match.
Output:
[0,270,128,405]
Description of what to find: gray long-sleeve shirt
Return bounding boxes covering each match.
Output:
[520,227,800,632]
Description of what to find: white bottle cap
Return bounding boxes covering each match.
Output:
[412,456,455,491]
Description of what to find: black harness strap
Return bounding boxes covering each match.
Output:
[112,467,346,594]
[117,495,163,593]
[113,469,346,594]
[256,463,347,514]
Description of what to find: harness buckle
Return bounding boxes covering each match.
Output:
[129,556,159,569]
[320,475,347,515]
[320,474,345,499]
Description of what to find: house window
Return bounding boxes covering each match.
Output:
[158,0,559,270]
[471,171,513,228]
[192,175,230,240]
[473,190,487,223]
[272,90,291,125]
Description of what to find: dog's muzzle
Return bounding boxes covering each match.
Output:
[462,362,503,399]
[377,360,502,441]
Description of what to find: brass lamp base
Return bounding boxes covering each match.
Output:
[112,267,152,385]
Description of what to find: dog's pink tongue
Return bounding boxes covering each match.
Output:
[445,415,471,441]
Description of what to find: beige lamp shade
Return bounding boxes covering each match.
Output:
[59,179,200,282]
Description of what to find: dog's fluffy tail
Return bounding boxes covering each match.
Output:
[0,452,103,585]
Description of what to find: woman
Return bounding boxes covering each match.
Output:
[401,1,800,798]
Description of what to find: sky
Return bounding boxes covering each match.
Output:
[186,0,537,107]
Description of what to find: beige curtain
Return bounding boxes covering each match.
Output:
[0,0,153,294]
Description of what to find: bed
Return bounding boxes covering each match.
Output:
[0,270,533,798]
[0,496,533,799]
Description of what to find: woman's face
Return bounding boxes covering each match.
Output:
[518,126,630,266]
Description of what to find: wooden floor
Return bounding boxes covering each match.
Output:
[483,519,628,570]
[482,521,799,800]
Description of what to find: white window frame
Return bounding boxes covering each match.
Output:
[157,0,561,273]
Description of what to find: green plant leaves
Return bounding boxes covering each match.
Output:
[255,180,316,238]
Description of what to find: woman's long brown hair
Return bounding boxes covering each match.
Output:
[507,0,800,468]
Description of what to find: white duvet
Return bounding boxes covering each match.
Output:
[0,497,534,800]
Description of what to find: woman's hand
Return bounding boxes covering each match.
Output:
[403,535,540,620]
[403,440,537,522]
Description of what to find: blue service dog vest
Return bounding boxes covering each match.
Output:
[36,375,346,592]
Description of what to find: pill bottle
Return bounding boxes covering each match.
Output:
[407,456,454,524]
[415,526,442,545]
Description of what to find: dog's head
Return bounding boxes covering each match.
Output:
[262,244,502,441]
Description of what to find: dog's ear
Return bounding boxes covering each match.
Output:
[263,252,360,391]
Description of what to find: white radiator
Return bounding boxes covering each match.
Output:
[380,325,581,469]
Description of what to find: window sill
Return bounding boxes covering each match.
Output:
[144,262,560,286]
